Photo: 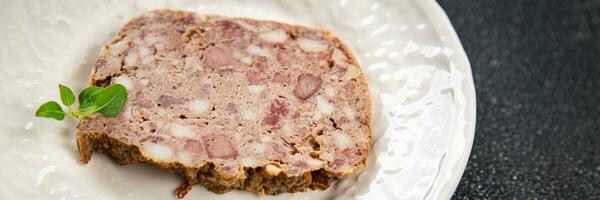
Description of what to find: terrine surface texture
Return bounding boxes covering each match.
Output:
[76,9,371,198]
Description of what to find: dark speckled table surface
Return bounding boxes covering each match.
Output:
[436,0,600,199]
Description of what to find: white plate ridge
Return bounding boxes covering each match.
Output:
[0,0,475,199]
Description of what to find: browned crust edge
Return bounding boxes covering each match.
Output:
[76,131,335,197]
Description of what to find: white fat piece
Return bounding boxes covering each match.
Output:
[188,99,209,114]
[260,135,273,142]
[241,157,258,166]
[233,50,253,64]
[240,56,253,64]
[265,164,283,175]
[121,106,133,120]
[242,110,256,120]
[247,44,272,58]
[235,20,258,32]
[113,75,134,91]
[333,47,362,80]
[343,106,355,120]
[156,108,167,116]
[258,29,288,43]
[281,123,292,133]
[139,78,149,86]
[178,152,193,165]
[250,143,265,154]
[336,163,353,174]
[325,86,335,96]
[247,85,264,94]
[297,38,327,53]
[333,131,352,149]
[306,158,324,169]
[141,142,174,161]
[111,40,128,55]
[342,64,361,80]
[320,151,333,162]
[169,123,195,137]
[139,46,153,64]
[316,96,334,115]
[313,112,322,120]
[184,55,200,69]
[332,48,348,64]
[123,50,137,69]
[144,34,159,44]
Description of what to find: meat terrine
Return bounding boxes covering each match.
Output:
[76,9,371,198]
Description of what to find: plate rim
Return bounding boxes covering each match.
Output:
[415,0,477,199]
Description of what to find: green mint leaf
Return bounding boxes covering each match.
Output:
[59,84,75,106]
[94,84,127,117]
[78,86,103,104]
[78,101,99,117]
[35,101,65,120]
[35,83,128,120]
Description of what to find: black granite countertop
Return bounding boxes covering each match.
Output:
[437,0,600,199]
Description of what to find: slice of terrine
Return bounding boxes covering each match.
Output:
[76,9,371,198]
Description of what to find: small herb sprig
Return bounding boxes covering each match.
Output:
[35,84,128,120]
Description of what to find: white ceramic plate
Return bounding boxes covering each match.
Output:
[0,0,475,199]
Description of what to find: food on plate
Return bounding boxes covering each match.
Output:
[74,9,371,198]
